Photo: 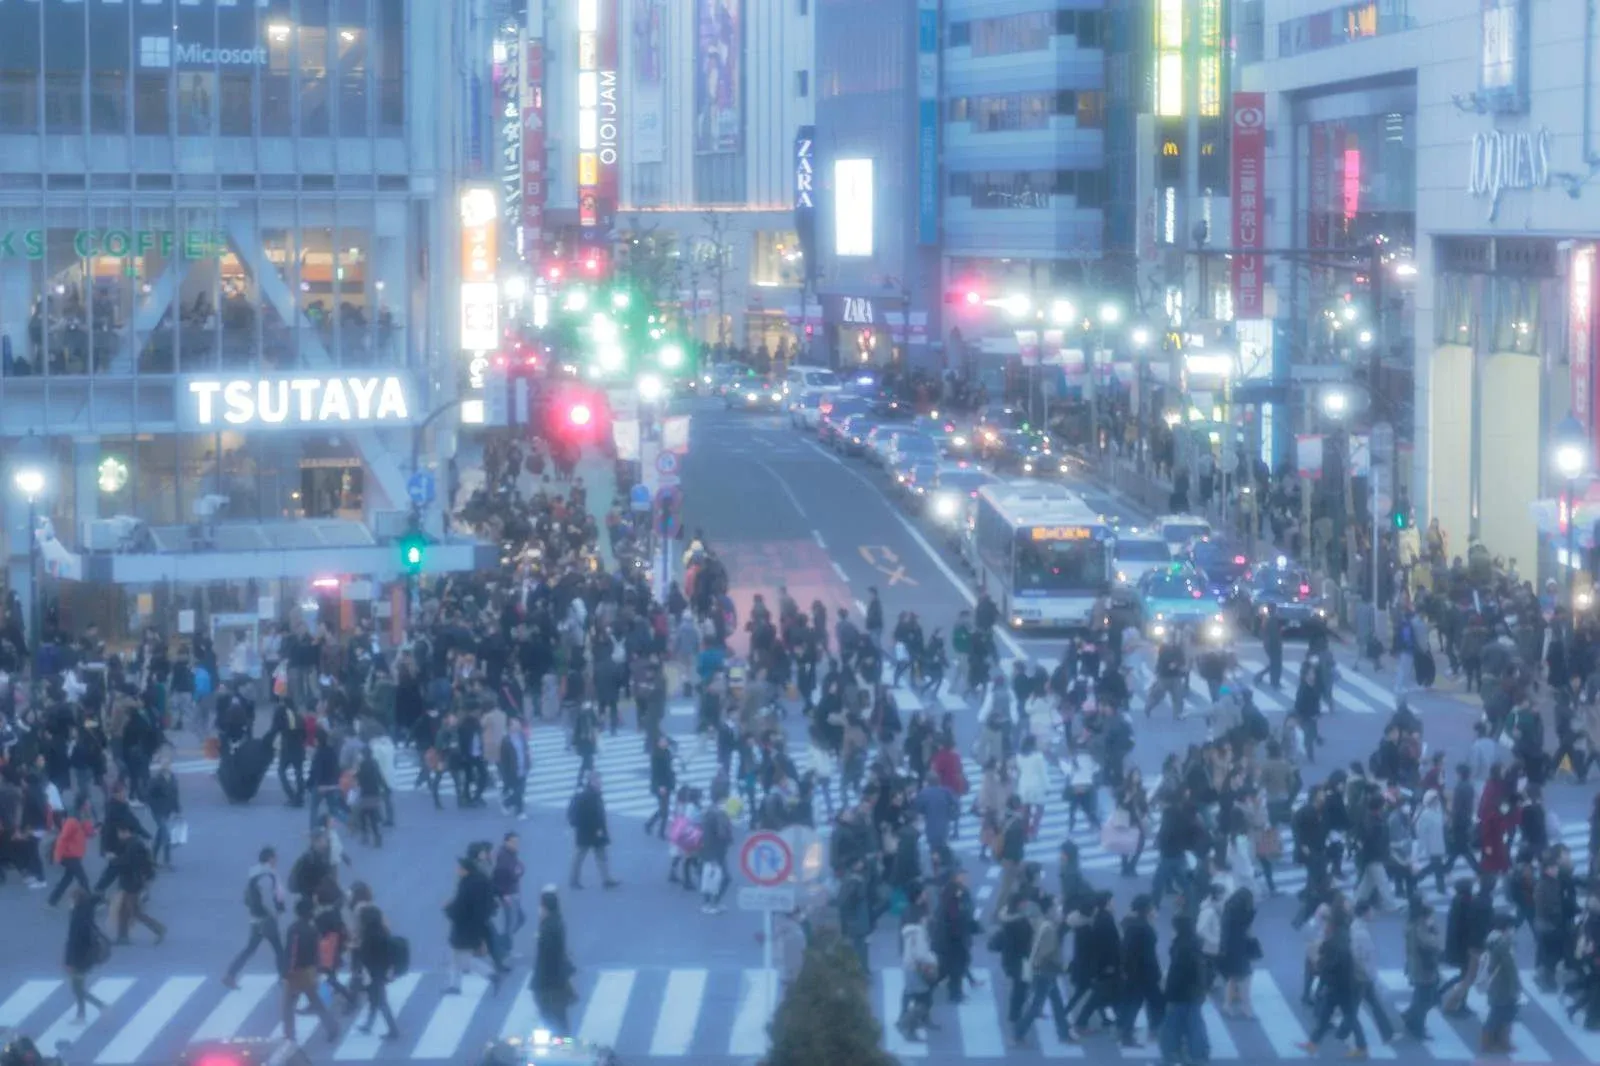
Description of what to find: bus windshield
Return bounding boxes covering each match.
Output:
[1014,537,1108,594]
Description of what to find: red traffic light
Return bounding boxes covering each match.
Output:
[582,255,602,275]
[546,264,564,282]
[569,403,593,426]
[964,289,982,306]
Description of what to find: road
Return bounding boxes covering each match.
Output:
[0,400,1594,1066]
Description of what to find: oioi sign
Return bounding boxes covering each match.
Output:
[184,374,414,430]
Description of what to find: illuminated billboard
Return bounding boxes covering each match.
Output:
[833,159,874,259]
[695,0,742,154]
[459,187,499,372]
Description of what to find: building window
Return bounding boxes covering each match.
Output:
[948,21,970,48]
[338,0,368,136]
[970,12,1052,57]
[374,0,404,135]
[1076,91,1104,128]
[89,1,129,135]
[752,231,804,287]
[138,37,170,71]
[300,0,331,136]
[796,70,809,97]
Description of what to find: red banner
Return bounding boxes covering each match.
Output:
[523,43,546,261]
[1230,92,1267,319]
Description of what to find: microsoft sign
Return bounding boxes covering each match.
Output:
[139,37,268,69]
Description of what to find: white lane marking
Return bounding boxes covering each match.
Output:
[956,982,1007,1057]
[0,979,62,1029]
[1248,969,1310,1058]
[192,974,276,1041]
[411,974,488,1059]
[334,973,422,1060]
[498,988,545,1041]
[96,975,205,1065]
[751,457,811,523]
[727,969,777,1057]
[832,561,851,583]
[803,438,1027,662]
[813,530,827,549]
[576,970,636,1050]
[649,969,708,1056]
[1200,1001,1241,1059]
[855,599,867,615]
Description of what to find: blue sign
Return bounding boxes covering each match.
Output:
[629,483,652,511]
[406,471,435,507]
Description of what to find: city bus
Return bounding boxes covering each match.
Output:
[964,481,1115,629]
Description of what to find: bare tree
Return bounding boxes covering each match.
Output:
[698,212,732,346]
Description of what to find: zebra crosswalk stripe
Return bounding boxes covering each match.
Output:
[0,963,1596,1062]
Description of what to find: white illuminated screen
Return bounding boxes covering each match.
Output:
[834,159,874,258]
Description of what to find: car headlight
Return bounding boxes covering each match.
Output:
[1579,591,1595,611]
[1117,570,1127,583]
[914,486,925,495]
[771,392,783,402]
[746,391,758,402]
[952,435,968,447]
[1259,605,1269,615]
[1151,623,1168,640]
[1313,606,1328,617]
[1205,622,1227,642]
[934,494,958,518]
[1023,461,1034,473]
[1059,461,1071,473]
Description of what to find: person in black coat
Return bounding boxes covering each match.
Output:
[1119,894,1164,1047]
[642,736,677,838]
[567,774,618,889]
[354,902,400,1040]
[444,843,505,993]
[64,887,107,1021]
[271,700,307,806]
[1159,915,1210,1063]
[1071,891,1123,1038]
[532,887,577,1037]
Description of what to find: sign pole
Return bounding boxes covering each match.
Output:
[764,909,774,1021]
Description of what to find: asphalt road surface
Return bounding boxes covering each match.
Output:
[0,401,1594,1066]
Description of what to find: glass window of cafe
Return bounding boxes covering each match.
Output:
[0,199,419,378]
[0,0,404,138]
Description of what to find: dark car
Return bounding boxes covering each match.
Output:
[819,396,871,446]
[838,414,879,456]
[1187,536,1256,618]
[1248,560,1330,632]
[726,378,786,412]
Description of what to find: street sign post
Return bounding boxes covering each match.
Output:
[655,449,681,489]
[1371,420,1394,605]
[740,831,794,1021]
[406,471,435,508]
[629,483,651,512]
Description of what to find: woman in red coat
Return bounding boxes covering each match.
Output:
[1478,798,1519,874]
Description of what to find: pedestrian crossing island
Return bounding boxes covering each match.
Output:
[2,965,1598,1063]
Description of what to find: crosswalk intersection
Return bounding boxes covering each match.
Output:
[4,960,1599,1063]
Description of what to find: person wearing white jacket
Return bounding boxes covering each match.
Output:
[1197,885,1224,990]
[1412,790,1449,894]
[1016,735,1050,840]
[898,904,940,1041]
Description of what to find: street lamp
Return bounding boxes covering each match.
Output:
[1048,299,1076,326]
[1321,388,1350,420]
[1131,327,1151,349]
[1098,302,1122,326]
[1554,417,1590,601]
[11,461,45,704]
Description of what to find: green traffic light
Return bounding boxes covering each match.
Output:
[400,534,425,573]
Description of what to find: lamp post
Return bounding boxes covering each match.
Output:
[12,464,45,706]
[1554,418,1590,602]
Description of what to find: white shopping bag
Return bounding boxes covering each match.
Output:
[168,816,189,847]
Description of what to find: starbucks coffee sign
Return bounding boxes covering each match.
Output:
[0,229,228,261]
[184,375,414,430]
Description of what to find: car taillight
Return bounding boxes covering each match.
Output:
[1299,584,1311,597]
[1233,555,1246,565]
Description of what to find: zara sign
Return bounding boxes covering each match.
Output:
[184,375,414,430]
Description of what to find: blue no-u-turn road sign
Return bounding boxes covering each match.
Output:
[740,831,793,886]
[629,483,652,511]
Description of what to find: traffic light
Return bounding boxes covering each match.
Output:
[398,531,426,574]
[568,401,593,427]
[544,263,564,283]
[581,251,606,276]
[964,288,982,306]
[1391,508,1410,531]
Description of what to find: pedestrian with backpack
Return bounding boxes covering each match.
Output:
[223,846,286,986]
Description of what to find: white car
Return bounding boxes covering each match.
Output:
[1155,514,1213,557]
[790,391,826,430]
[784,366,844,398]
[1114,533,1176,587]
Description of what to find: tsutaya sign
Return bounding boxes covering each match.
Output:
[1467,126,1552,221]
[185,375,414,430]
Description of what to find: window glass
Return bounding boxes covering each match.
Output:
[751,230,803,287]
[338,0,368,136]
[335,206,374,365]
[89,2,129,135]
[133,1,172,135]
[217,0,257,136]
[0,3,39,132]
[374,0,403,134]
[300,0,331,136]
[969,12,1052,57]
[175,0,215,135]
[44,1,86,134]
[262,0,293,135]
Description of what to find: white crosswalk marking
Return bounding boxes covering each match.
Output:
[727,969,776,1056]
[335,973,421,1059]
[1249,966,1311,1057]
[0,979,61,1029]
[879,969,927,1058]
[955,983,1006,1057]
[1201,1002,1241,1059]
[192,974,275,1041]
[576,970,635,1049]
[36,977,133,1057]
[412,975,488,1060]
[498,989,545,1041]
[1524,980,1600,1060]
[1376,970,1473,1061]
[96,976,204,1065]
[1356,1001,1398,1058]
[1463,985,1551,1061]
[649,970,707,1056]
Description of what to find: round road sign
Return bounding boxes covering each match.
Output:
[655,451,680,477]
[739,831,793,886]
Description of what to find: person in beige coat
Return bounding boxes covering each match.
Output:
[481,705,508,790]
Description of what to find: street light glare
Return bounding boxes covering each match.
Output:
[659,344,684,368]
[1132,327,1151,347]
[998,294,1033,318]
[638,374,665,402]
[1556,441,1589,479]
[1048,299,1075,325]
[1099,302,1122,325]
[12,468,44,498]
[1341,305,1359,321]
[1322,390,1349,418]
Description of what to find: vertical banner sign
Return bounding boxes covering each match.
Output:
[598,0,621,219]
[523,41,547,265]
[577,0,601,229]
[632,0,666,164]
[793,126,816,275]
[1572,243,1596,432]
[695,0,743,154]
[1229,93,1267,319]
[916,0,939,246]
[459,187,500,395]
[494,30,524,261]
